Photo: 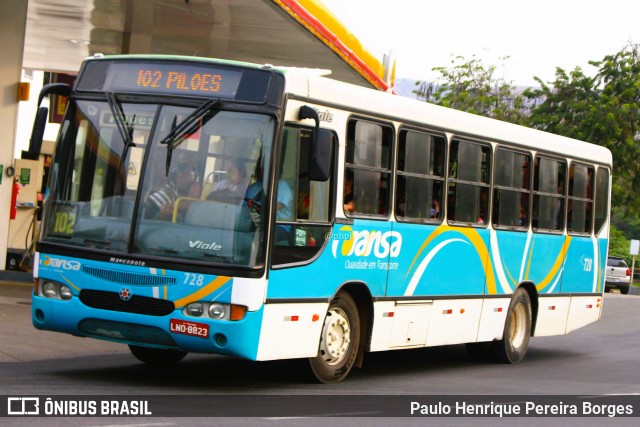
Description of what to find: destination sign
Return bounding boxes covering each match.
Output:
[105,63,243,97]
[75,59,275,103]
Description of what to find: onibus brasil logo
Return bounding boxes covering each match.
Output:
[330,226,402,270]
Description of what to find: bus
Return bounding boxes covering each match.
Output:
[30,54,611,383]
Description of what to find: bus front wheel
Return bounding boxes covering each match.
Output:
[309,291,360,383]
[493,287,532,363]
[129,345,187,365]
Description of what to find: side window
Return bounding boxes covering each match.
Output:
[568,163,594,234]
[447,139,491,225]
[594,167,610,234]
[395,129,445,222]
[273,126,334,266]
[533,157,566,232]
[492,148,531,229]
[345,120,393,217]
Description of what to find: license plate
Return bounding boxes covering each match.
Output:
[169,319,209,338]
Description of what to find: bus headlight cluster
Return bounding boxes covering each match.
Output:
[184,302,230,320]
[41,281,73,300]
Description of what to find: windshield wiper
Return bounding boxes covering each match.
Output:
[160,99,221,176]
[105,92,136,163]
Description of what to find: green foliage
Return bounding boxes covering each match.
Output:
[413,45,640,221]
[525,44,640,217]
[608,226,632,267]
[413,55,532,125]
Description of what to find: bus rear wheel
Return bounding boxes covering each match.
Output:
[129,345,187,365]
[309,291,360,383]
[493,287,532,363]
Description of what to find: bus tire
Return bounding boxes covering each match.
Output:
[128,345,187,365]
[492,287,532,364]
[309,291,360,383]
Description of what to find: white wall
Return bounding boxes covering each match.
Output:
[0,0,29,270]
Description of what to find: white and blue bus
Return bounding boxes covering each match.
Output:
[31,54,611,383]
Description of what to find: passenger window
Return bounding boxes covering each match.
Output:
[532,157,566,232]
[396,130,445,222]
[594,168,609,234]
[447,140,491,225]
[345,120,393,217]
[492,148,531,229]
[568,163,594,234]
[272,126,334,266]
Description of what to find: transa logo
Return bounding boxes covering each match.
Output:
[42,256,81,271]
[331,226,402,259]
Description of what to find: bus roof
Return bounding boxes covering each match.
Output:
[284,70,613,167]
[79,54,612,167]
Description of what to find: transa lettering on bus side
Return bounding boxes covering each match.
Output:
[42,255,81,271]
[136,69,222,93]
[331,227,402,259]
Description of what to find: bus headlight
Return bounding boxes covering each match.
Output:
[43,282,58,298]
[41,281,73,300]
[208,303,225,320]
[183,302,239,320]
[59,285,73,300]
[186,303,204,317]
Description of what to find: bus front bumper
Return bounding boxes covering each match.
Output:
[31,294,263,360]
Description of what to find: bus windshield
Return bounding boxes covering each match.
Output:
[42,97,275,268]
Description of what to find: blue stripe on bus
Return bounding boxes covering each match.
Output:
[267,221,606,299]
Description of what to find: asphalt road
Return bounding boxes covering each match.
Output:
[1,281,639,426]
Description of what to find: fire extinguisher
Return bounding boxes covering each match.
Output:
[10,179,19,220]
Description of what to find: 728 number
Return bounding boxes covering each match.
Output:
[184,273,204,286]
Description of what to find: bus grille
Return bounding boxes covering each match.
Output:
[81,266,177,287]
[80,290,175,316]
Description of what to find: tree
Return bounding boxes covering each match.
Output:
[608,225,632,267]
[525,44,640,216]
[414,45,640,218]
[413,55,531,125]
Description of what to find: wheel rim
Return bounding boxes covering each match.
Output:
[318,307,351,365]
[510,302,527,349]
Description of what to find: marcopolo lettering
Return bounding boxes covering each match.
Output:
[109,257,146,266]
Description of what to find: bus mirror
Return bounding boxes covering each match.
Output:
[308,129,333,182]
[298,105,319,126]
[299,105,332,181]
[23,107,48,160]
[24,83,71,160]
[37,83,71,107]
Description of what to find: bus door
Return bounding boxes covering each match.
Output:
[267,126,337,298]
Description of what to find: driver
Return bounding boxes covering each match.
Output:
[207,159,249,203]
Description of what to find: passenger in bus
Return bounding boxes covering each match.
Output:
[144,153,199,220]
[477,189,488,224]
[276,179,293,220]
[518,205,527,227]
[298,192,310,219]
[430,198,441,219]
[274,179,294,244]
[241,161,293,231]
[343,172,354,213]
[555,182,564,229]
[207,159,250,204]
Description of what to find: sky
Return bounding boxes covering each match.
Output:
[321,0,640,87]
